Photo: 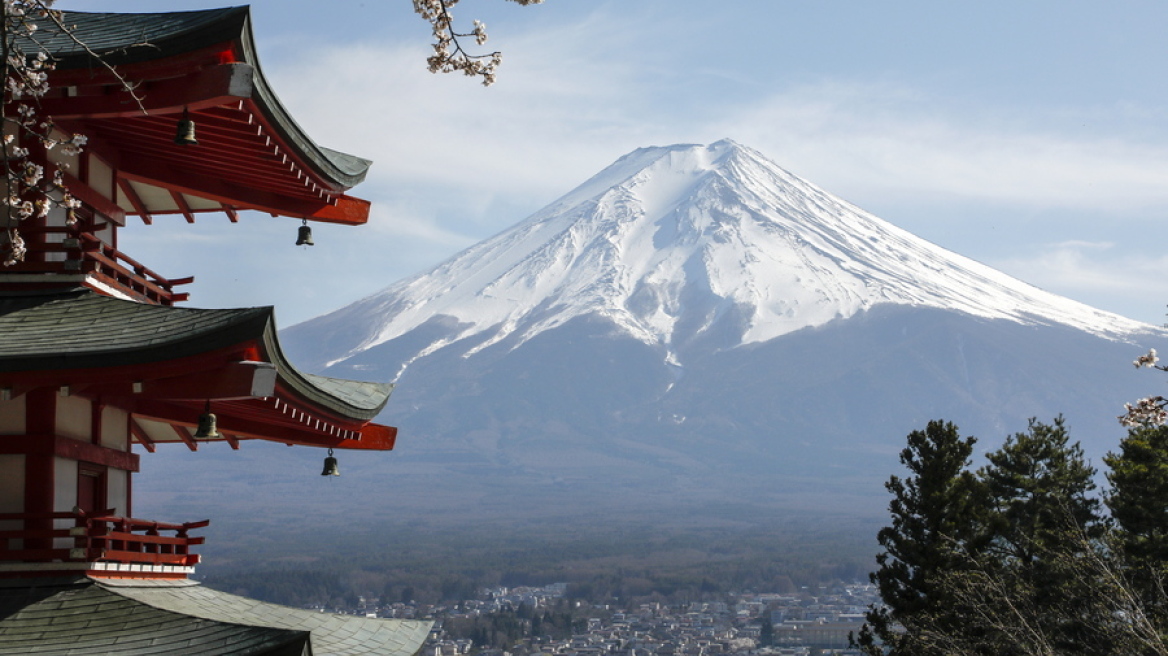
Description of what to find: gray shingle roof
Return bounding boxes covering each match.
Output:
[32,7,249,66]
[0,578,310,655]
[0,289,393,421]
[0,578,431,656]
[27,7,371,187]
[0,288,271,372]
[303,373,396,415]
[108,578,432,656]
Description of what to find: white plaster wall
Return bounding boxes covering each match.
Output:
[88,153,114,202]
[107,468,128,517]
[0,454,24,512]
[42,204,68,262]
[56,394,90,442]
[53,457,77,512]
[53,457,77,545]
[0,454,24,549]
[0,396,25,434]
[101,406,129,451]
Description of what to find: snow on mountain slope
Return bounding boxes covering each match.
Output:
[316,139,1151,373]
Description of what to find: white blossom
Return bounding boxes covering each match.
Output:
[2,229,25,266]
[1119,396,1168,427]
[1,0,93,267]
[413,0,541,86]
[1134,349,1160,368]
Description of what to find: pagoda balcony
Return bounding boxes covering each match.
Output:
[1,227,192,306]
[0,510,207,579]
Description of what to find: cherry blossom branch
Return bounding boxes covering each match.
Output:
[1119,349,1168,427]
[2,1,89,265]
[413,0,543,86]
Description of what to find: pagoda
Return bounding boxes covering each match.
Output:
[0,7,429,655]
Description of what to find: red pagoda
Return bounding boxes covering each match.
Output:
[0,7,429,655]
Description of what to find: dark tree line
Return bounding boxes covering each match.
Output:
[856,418,1168,655]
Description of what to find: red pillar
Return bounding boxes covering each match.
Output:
[23,388,56,552]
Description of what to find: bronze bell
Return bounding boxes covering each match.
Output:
[321,448,340,476]
[193,405,219,440]
[174,109,198,146]
[296,222,314,246]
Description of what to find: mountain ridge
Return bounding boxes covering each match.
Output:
[144,140,1168,534]
[298,139,1152,380]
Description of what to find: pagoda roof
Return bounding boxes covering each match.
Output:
[0,577,431,656]
[0,289,396,451]
[30,7,372,224]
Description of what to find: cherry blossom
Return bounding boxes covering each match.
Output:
[413,0,543,86]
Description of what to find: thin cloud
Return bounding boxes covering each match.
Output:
[991,242,1168,325]
[714,82,1168,213]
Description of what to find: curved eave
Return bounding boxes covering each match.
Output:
[37,7,371,213]
[0,290,396,451]
[236,14,371,189]
[261,322,394,423]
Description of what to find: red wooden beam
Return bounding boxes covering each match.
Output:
[129,418,156,453]
[117,161,369,224]
[130,398,392,450]
[310,195,370,224]
[59,171,126,226]
[90,123,300,188]
[48,41,242,87]
[168,190,196,223]
[117,178,153,225]
[37,63,255,120]
[115,361,276,402]
[89,115,275,157]
[0,341,264,391]
[353,423,397,451]
[170,424,198,452]
[0,434,139,471]
[117,151,322,200]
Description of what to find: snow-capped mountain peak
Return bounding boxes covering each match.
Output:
[316,140,1150,373]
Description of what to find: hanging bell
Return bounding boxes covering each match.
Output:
[296,221,314,246]
[321,448,340,476]
[174,108,198,146]
[193,403,219,440]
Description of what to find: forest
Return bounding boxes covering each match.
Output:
[858,418,1168,656]
[199,521,875,610]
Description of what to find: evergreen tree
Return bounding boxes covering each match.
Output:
[1107,425,1168,567]
[981,417,1100,564]
[1106,425,1168,625]
[859,417,1168,655]
[759,614,774,647]
[975,417,1106,655]
[856,420,980,656]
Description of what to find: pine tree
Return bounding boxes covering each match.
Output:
[856,420,980,656]
[1106,425,1168,626]
[975,417,1106,655]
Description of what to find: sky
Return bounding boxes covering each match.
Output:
[60,1,1168,328]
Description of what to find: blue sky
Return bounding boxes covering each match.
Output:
[63,1,1168,327]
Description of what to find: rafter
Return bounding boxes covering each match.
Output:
[128,417,156,453]
[170,424,199,452]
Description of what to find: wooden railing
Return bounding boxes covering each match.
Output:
[0,510,207,568]
[2,227,193,305]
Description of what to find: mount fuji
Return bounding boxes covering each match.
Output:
[156,141,1168,530]
[294,140,1146,375]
